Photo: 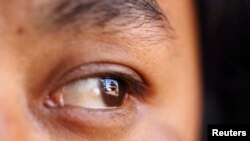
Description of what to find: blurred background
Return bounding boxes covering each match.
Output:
[197,0,250,140]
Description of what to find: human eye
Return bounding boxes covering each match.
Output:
[44,63,147,110]
[37,63,149,139]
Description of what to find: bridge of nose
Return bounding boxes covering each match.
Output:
[0,61,48,141]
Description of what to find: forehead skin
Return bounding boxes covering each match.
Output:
[0,0,201,141]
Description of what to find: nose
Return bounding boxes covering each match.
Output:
[0,81,41,141]
[0,66,48,141]
[0,95,29,141]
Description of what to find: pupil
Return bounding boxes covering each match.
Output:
[101,78,126,107]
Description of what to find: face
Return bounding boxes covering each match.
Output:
[0,0,201,141]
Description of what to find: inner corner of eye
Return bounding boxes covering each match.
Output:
[44,77,128,109]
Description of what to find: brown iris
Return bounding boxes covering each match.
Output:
[101,78,126,107]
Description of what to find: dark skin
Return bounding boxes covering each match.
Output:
[0,0,201,141]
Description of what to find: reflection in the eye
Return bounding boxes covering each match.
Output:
[101,78,126,107]
[102,79,119,97]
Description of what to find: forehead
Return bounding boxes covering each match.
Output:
[0,0,171,53]
[0,1,169,34]
[0,0,173,67]
[0,0,166,26]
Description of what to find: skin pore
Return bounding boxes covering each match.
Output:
[0,0,201,141]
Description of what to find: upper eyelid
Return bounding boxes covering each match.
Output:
[60,63,143,82]
[47,63,146,95]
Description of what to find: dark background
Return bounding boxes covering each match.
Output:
[196,0,250,140]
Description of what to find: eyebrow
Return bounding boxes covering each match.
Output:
[49,0,167,30]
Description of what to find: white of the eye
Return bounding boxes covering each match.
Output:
[62,78,107,109]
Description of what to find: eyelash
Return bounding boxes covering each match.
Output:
[98,72,147,96]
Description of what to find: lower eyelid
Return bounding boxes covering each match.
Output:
[45,96,140,135]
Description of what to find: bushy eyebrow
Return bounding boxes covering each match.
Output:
[50,0,168,29]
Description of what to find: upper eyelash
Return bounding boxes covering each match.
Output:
[100,72,147,96]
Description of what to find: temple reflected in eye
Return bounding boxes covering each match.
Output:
[100,78,126,107]
[102,79,119,97]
